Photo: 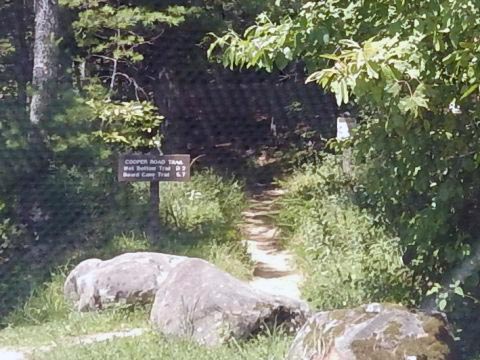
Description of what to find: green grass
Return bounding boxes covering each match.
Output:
[0,268,290,360]
[96,170,253,280]
[31,330,291,360]
[183,240,252,280]
[0,272,149,347]
[73,229,252,281]
[276,155,411,310]
[0,168,263,357]
[0,307,149,348]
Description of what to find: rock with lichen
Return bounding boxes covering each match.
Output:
[287,303,458,360]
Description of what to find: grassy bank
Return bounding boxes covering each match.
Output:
[276,155,411,310]
[0,272,290,360]
[0,169,261,357]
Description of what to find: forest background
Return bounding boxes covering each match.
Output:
[1,0,480,358]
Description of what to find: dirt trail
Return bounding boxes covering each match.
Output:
[0,184,302,359]
[241,186,303,300]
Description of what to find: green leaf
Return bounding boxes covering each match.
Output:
[340,79,349,104]
[333,82,343,106]
[366,62,379,79]
[454,286,464,297]
[438,299,447,311]
[385,82,401,97]
[460,83,479,100]
[274,52,289,70]
[320,54,341,61]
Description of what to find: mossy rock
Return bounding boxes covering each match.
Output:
[287,303,458,360]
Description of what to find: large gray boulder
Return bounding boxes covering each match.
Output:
[150,258,310,346]
[64,252,186,311]
[287,303,457,360]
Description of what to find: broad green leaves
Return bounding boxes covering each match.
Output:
[306,36,430,120]
[208,1,345,72]
[208,15,297,71]
[208,0,480,311]
[210,0,480,119]
[87,100,164,150]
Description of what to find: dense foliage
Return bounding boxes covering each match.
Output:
[3,0,480,357]
[211,0,480,310]
[277,155,411,310]
[0,0,268,317]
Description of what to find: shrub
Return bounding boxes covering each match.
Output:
[141,169,246,241]
[155,169,251,278]
[277,155,411,310]
[0,218,24,263]
[184,240,252,280]
[76,169,251,278]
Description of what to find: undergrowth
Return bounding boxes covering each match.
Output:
[32,329,291,360]
[0,265,287,360]
[0,169,252,350]
[276,154,412,310]
[0,272,149,346]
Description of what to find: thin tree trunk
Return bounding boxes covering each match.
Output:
[30,0,58,126]
[155,67,179,152]
[11,0,30,111]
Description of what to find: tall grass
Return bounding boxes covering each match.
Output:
[1,168,252,347]
[276,155,411,310]
[158,169,245,236]
[0,271,149,347]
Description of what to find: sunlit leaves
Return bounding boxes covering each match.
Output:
[306,36,428,115]
[206,0,480,317]
[87,100,164,150]
[210,0,479,122]
[208,1,343,71]
[62,1,195,63]
[209,15,296,71]
[460,83,479,100]
[398,84,429,117]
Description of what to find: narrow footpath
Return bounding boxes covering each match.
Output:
[241,186,303,300]
[0,185,303,360]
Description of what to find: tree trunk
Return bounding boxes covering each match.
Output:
[20,0,58,242]
[11,0,30,111]
[155,67,179,153]
[30,0,58,126]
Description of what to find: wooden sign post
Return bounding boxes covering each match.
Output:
[118,153,191,241]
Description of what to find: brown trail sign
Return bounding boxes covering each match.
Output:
[118,154,190,182]
[118,153,191,242]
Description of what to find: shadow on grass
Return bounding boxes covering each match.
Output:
[0,123,324,327]
[0,181,250,327]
